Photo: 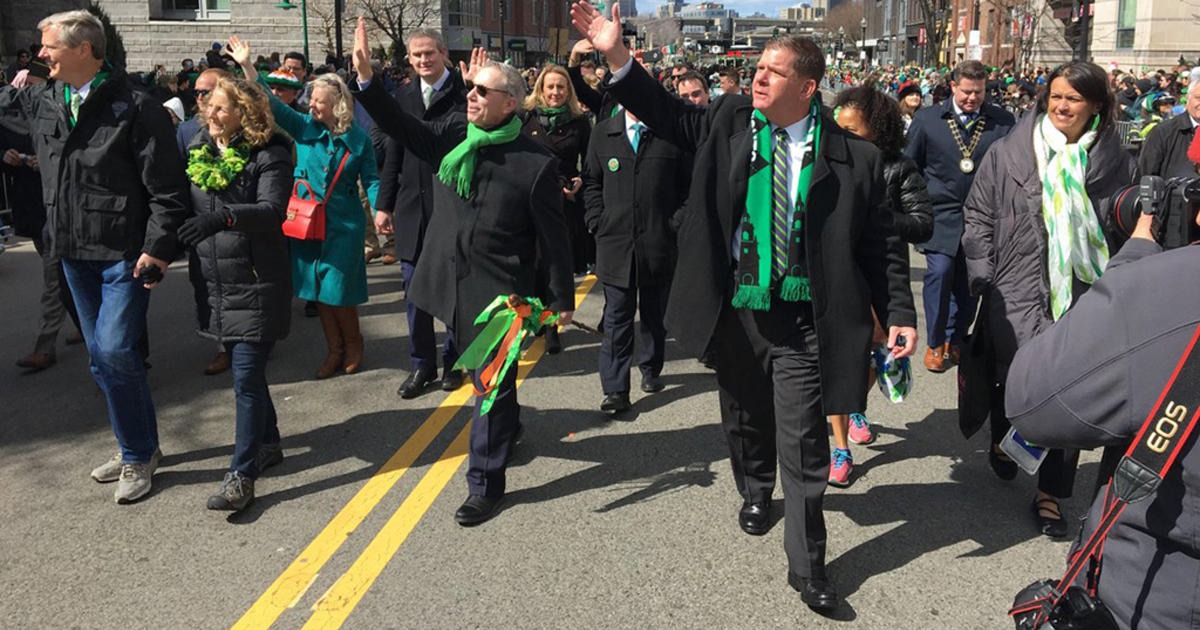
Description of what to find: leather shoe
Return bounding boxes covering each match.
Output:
[947,343,961,366]
[441,369,464,391]
[600,392,631,413]
[738,499,771,535]
[364,249,380,264]
[923,343,950,373]
[381,253,397,265]
[397,370,438,399]
[545,328,562,355]
[204,351,231,376]
[640,374,664,393]
[788,573,839,611]
[454,494,504,526]
[16,352,56,372]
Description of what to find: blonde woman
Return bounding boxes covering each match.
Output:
[177,77,294,510]
[229,36,380,379]
[520,64,592,352]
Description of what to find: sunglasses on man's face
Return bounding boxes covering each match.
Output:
[465,80,509,98]
[194,89,212,99]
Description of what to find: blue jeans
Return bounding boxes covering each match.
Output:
[61,258,158,463]
[225,341,280,478]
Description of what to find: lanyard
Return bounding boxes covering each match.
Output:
[64,72,109,127]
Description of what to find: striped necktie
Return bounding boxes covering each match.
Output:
[771,127,790,280]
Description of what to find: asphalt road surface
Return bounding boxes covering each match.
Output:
[0,238,1100,629]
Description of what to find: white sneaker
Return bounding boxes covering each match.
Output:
[92,448,162,483]
[114,451,161,504]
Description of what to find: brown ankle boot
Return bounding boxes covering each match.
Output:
[315,303,344,379]
[336,306,364,374]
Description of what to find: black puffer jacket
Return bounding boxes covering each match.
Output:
[882,153,934,244]
[185,130,294,343]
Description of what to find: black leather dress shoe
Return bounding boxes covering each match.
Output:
[397,370,438,399]
[600,392,631,413]
[640,374,664,393]
[788,573,839,611]
[739,499,771,535]
[454,494,504,526]
[441,369,464,391]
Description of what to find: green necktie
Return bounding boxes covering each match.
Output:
[69,89,83,124]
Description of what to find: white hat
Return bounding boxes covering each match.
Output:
[1190,67,1200,87]
[163,97,185,122]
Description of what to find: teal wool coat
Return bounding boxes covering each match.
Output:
[264,80,380,306]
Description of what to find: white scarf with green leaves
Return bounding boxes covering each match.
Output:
[1033,113,1107,321]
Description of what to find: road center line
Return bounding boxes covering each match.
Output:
[232,276,596,630]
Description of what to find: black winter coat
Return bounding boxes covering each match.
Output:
[882,153,934,244]
[0,68,190,261]
[185,130,294,343]
[904,100,1015,255]
[606,63,916,412]
[520,108,591,182]
[374,70,467,262]
[962,112,1137,376]
[355,79,575,348]
[1137,112,1198,179]
[582,112,691,288]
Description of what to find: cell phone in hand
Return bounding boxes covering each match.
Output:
[137,265,163,287]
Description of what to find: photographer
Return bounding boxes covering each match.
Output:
[1004,207,1200,628]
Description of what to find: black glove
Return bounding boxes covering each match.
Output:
[178,209,233,247]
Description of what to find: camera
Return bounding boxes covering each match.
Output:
[1111,174,1200,249]
[1011,580,1118,630]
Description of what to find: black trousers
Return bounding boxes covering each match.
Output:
[713,299,829,579]
[598,281,668,395]
[989,380,1079,498]
[467,363,521,497]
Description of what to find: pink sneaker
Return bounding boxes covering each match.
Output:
[847,413,875,445]
[828,448,853,487]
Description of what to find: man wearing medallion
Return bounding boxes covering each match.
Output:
[905,60,1014,373]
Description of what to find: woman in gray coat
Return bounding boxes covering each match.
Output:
[962,62,1137,538]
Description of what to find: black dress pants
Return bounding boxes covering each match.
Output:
[598,280,668,395]
[467,363,521,497]
[989,380,1079,498]
[713,299,829,579]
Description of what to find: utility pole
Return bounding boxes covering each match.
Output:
[334,0,344,66]
[499,0,507,60]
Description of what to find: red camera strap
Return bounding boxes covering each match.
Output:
[1010,322,1200,624]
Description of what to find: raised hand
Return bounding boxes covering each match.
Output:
[569,1,628,69]
[457,47,489,85]
[568,39,594,66]
[227,36,251,67]
[353,17,373,83]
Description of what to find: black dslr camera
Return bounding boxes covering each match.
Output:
[1111,175,1200,249]
[1011,580,1118,630]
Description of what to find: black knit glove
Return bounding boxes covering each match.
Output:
[178,209,234,247]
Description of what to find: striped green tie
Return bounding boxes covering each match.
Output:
[771,128,790,280]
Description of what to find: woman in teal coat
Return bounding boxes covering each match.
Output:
[231,37,379,379]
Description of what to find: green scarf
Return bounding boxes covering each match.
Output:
[437,116,522,198]
[732,97,822,310]
[1034,113,1107,321]
[536,105,571,134]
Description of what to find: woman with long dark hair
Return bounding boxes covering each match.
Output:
[177,76,293,511]
[962,62,1137,537]
[825,84,933,486]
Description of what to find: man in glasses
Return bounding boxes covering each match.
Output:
[353,23,575,527]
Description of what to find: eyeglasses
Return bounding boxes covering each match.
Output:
[194,89,212,99]
[465,81,509,98]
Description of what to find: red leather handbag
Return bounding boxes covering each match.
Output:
[282,151,351,241]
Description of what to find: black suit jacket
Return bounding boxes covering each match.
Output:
[375,70,467,262]
[582,112,692,288]
[355,79,575,347]
[1138,112,1198,179]
[606,63,916,412]
[903,100,1015,255]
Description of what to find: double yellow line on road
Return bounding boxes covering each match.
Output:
[233,276,597,630]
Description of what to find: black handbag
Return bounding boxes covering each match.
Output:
[958,304,995,439]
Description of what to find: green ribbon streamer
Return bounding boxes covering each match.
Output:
[452,295,561,415]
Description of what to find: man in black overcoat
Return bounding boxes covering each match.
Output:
[353,28,575,526]
[372,29,469,399]
[572,3,917,611]
[582,107,692,412]
[904,60,1014,372]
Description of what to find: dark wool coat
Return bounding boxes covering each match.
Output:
[185,130,294,343]
[1137,111,1198,179]
[606,63,916,412]
[904,99,1015,255]
[582,111,691,288]
[375,70,468,262]
[961,111,1138,376]
[355,79,575,347]
[0,68,190,262]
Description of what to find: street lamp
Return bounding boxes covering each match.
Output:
[275,0,310,68]
[860,16,867,70]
